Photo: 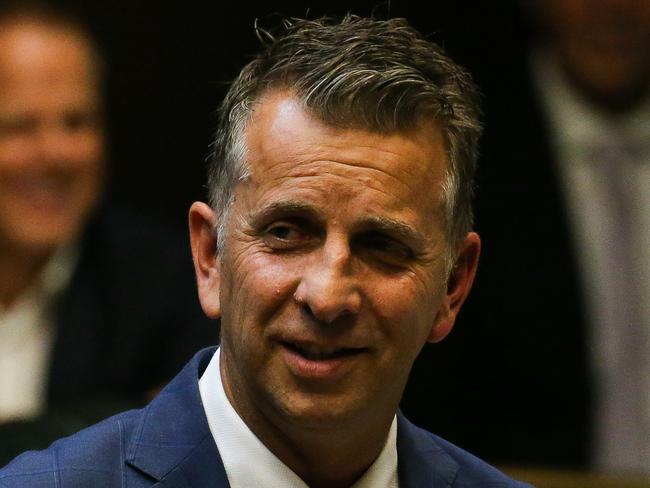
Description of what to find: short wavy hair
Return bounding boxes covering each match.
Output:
[208,15,482,261]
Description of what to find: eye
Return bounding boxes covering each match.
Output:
[354,232,414,266]
[0,116,37,137]
[262,220,318,251]
[267,223,298,240]
[63,110,97,132]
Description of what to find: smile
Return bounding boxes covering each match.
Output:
[279,341,368,381]
[282,341,365,360]
[4,174,75,209]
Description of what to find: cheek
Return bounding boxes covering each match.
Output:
[74,158,104,200]
[66,132,104,186]
[0,137,36,166]
[371,274,443,344]
[75,130,104,164]
[225,251,301,324]
[221,253,301,368]
[67,133,105,203]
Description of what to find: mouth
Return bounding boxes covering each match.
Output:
[279,340,368,381]
[282,341,366,360]
[4,175,75,209]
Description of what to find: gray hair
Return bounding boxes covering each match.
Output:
[208,15,482,262]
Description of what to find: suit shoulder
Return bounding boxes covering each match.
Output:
[427,431,532,487]
[400,418,532,488]
[0,409,142,487]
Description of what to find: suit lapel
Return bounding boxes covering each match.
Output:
[397,414,458,488]
[122,351,461,488]
[150,435,229,487]
[125,347,230,488]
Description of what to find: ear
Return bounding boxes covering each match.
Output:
[189,202,221,319]
[428,231,480,343]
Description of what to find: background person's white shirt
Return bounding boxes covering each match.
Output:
[199,347,399,487]
[0,247,77,423]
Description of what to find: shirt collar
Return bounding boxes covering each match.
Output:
[0,244,78,316]
[199,347,399,488]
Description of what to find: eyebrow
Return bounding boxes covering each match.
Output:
[358,215,424,246]
[249,200,325,226]
[249,200,423,243]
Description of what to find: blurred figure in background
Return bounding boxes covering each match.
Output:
[529,0,650,473]
[0,1,214,463]
[449,0,649,474]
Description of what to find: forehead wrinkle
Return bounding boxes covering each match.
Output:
[291,143,434,182]
[254,156,433,205]
[246,163,445,230]
[256,123,438,171]
[249,126,447,197]
[255,170,413,217]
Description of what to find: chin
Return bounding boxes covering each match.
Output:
[4,221,80,254]
[276,391,370,431]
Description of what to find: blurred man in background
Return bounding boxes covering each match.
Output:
[529,0,650,472]
[447,0,650,473]
[0,1,214,463]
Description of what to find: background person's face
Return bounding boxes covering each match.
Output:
[0,20,104,253]
[536,0,650,104]
[199,91,479,436]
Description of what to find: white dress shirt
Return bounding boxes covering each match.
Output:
[533,51,650,473]
[0,247,77,423]
[199,348,399,487]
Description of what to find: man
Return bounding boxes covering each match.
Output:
[0,15,529,487]
[0,2,214,461]
[430,0,650,471]
[525,1,650,472]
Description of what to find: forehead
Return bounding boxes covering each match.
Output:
[0,20,97,108]
[537,0,650,29]
[242,90,449,217]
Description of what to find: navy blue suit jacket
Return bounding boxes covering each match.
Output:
[0,348,531,487]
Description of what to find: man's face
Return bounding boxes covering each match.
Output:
[537,0,650,105]
[191,91,479,434]
[0,20,104,253]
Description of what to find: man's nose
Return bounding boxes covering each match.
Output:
[293,239,362,324]
[34,123,77,165]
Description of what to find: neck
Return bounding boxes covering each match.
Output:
[277,418,392,488]
[0,239,52,308]
[220,346,398,488]
[221,360,394,488]
[252,409,392,488]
